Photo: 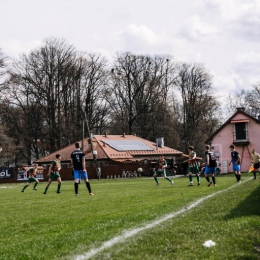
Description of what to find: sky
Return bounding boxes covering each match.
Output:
[1,0,260,103]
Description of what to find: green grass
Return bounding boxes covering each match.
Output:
[0,174,260,260]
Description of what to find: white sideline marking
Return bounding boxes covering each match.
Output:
[74,178,252,260]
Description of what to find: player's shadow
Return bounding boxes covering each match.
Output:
[224,184,260,220]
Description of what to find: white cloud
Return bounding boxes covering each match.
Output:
[234,51,260,65]
[107,24,204,64]
[2,39,42,58]
[232,51,260,86]
[194,0,260,41]
[114,24,172,54]
[177,16,220,43]
[213,72,242,94]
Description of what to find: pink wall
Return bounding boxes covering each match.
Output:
[210,113,260,173]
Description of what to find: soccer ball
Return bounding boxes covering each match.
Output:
[137,168,143,173]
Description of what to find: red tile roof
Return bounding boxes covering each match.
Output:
[35,134,183,163]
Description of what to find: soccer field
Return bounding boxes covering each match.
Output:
[0,175,259,260]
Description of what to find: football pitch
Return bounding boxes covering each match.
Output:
[0,174,260,260]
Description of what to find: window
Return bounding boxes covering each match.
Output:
[233,122,248,141]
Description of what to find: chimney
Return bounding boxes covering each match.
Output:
[236,107,245,112]
[104,132,107,137]
[156,137,164,148]
[122,133,125,137]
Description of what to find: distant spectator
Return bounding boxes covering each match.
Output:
[181,161,188,175]
[216,160,221,177]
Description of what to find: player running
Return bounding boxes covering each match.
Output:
[21,164,39,192]
[153,155,174,186]
[43,154,62,194]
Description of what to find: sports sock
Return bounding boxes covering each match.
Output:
[189,175,193,183]
[196,175,200,183]
[22,184,28,191]
[154,177,159,184]
[238,174,241,181]
[253,172,256,179]
[33,182,38,189]
[206,176,210,182]
[235,174,239,181]
[43,187,48,194]
[57,183,61,192]
[166,177,172,182]
[212,176,216,184]
[86,182,92,193]
[74,182,78,194]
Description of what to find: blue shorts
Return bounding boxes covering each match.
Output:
[232,164,240,172]
[74,170,88,180]
[205,166,216,175]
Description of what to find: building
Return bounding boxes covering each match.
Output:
[35,134,185,179]
[205,107,260,173]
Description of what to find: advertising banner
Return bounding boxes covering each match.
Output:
[17,166,44,181]
[0,167,14,178]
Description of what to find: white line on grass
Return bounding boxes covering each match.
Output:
[74,178,252,260]
[0,186,17,189]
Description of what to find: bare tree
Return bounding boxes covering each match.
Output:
[2,38,109,164]
[224,90,249,119]
[245,84,260,117]
[108,53,176,140]
[0,49,5,78]
[79,54,110,134]
[0,49,17,165]
[223,86,260,118]
[175,63,220,155]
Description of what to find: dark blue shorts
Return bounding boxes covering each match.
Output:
[205,166,216,175]
[74,170,88,180]
[232,164,240,172]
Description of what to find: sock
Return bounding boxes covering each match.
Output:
[22,184,28,191]
[189,175,193,183]
[206,176,210,182]
[238,174,241,181]
[57,183,61,192]
[235,174,239,181]
[43,187,48,194]
[74,182,78,194]
[212,176,216,184]
[166,177,172,182]
[197,175,200,183]
[33,182,38,189]
[86,182,92,193]
[154,177,159,184]
[253,172,256,179]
